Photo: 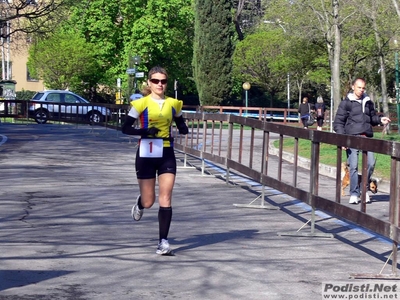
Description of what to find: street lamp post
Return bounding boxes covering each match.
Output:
[396,50,400,133]
[174,79,178,99]
[242,82,251,115]
[287,73,290,110]
[390,37,400,133]
[127,55,141,99]
[133,55,141,93]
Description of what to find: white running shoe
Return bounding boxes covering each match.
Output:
[349,195,359,204]
[156,239,172,255]
[365,193,371,203]
[131,195,143,221]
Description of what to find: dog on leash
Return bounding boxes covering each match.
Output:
[341,162,378,197]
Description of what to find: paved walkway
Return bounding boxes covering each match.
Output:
[0,124,396,300]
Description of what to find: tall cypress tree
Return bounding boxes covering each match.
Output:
[193,0,234,106]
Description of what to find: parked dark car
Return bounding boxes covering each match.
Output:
[29,90,112,124]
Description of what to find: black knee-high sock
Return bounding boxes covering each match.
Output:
[158,206,172,242]
[137,196,144,210]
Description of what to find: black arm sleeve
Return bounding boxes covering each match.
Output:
[121,115,148,136]
[174,115,188,135]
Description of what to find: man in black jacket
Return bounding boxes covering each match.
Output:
[333,78,391,204]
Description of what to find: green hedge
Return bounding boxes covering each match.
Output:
[16,90,36,100]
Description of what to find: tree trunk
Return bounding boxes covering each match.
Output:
[332,0,342,116]
[233,0,245,41]
[371,0,390,133]
[392,0,400,16]
[296,78,304,105]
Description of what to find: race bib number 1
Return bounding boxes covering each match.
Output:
[139,138,163,158]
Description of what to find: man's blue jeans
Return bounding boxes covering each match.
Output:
[346,147,375,197]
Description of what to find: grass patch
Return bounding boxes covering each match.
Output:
[275,134,400,181]
[380,133,400,142]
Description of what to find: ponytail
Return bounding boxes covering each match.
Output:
[141,85,151,96]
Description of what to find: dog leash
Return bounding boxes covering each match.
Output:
[381,122,389,138]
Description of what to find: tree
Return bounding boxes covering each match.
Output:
[287,0,348,115]
[0,0,69,41]
[233,26,329,107]
[233,0,265,40]
[193,0,235,105]
[348,0,397,121]
[234,0,400,114]
[67,0,194,99]
[126,0,195,96]
[232,30,287,107]
[27,28,100,94]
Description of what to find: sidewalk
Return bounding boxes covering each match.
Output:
[0,124,396,300]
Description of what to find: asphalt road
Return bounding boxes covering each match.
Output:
[0,123,397,300]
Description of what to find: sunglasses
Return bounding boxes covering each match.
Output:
[149,78,168,85]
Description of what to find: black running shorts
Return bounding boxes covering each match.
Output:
[135,147,177,179]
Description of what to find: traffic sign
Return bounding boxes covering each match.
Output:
[135,72,145,78]
[126,68,136,75]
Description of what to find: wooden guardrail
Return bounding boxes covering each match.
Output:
[174,112,400,278]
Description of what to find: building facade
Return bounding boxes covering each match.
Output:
[7,38,45,93]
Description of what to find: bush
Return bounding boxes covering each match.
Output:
[16,90,36,100]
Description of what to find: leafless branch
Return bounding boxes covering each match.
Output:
[0,0,66,39]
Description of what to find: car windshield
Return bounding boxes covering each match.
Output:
[79,97,90,104]
[32,93,44,100]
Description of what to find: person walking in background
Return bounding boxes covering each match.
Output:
[129,90,143,101]
[121,66,188,255]
[333,78,390,204]
[298,96,312,129]
[314,96,325,131]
